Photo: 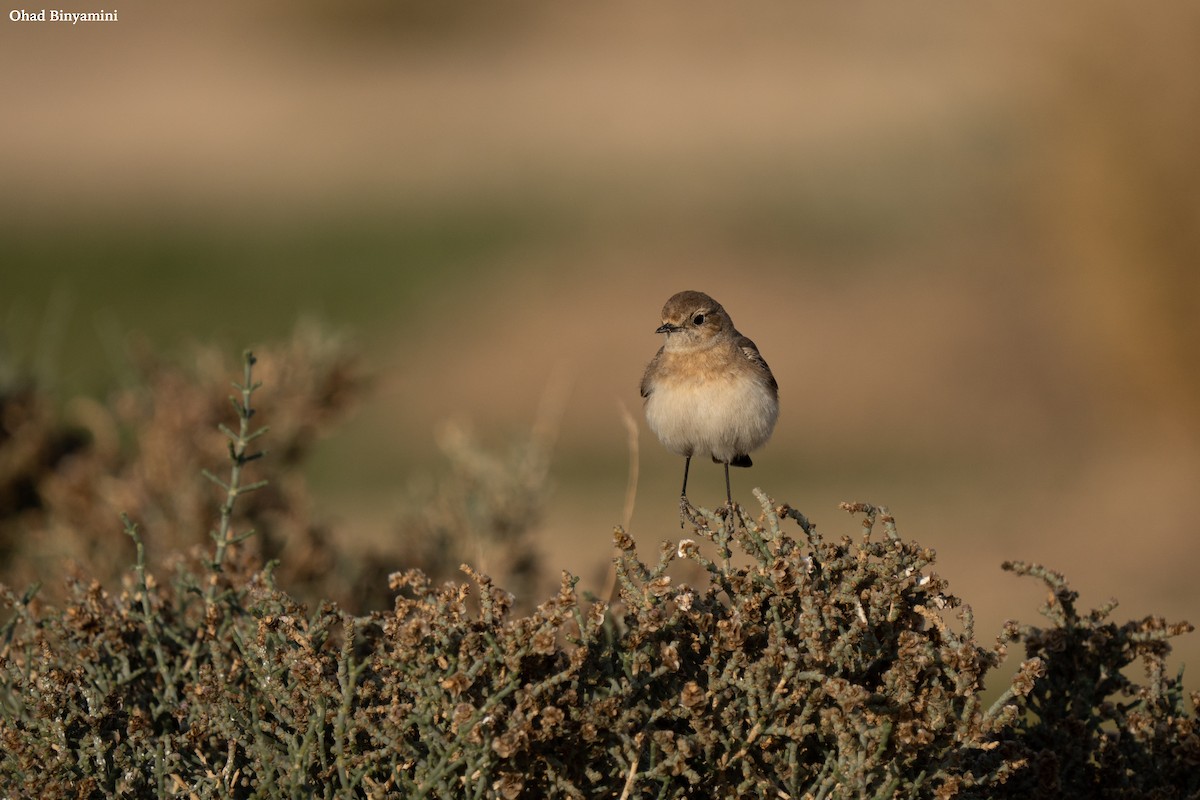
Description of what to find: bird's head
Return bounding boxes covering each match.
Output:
[656,290,732,349]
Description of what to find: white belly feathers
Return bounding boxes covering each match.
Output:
[644,372,778,463]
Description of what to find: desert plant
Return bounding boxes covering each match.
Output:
[0,350,1195,799]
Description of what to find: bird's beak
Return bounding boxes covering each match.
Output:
[655,323,678,335]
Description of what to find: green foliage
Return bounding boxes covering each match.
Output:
[0,351,1196,799]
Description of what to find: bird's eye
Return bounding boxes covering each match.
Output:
[692,313,706,325]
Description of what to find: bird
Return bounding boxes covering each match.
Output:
[640,290,779,506]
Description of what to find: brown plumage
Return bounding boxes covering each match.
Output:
[640,290,778,504]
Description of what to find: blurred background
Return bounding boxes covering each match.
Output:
[3,2,1198,694]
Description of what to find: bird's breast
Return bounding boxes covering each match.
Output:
[644,356,778,462]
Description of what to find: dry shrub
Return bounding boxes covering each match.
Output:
[0,326,550,613]
[0,351,1196,799]
[0,326,359,606]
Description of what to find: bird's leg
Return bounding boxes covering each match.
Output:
[677,456,694,528]
[724,462,733,508]
[681,460,700,527]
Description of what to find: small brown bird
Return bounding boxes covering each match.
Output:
[640,290,779,505]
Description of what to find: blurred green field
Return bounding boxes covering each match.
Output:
[1,205,543,393]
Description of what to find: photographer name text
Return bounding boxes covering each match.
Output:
[9,8,118,24]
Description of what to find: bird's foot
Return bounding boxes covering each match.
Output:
[679,494,701,528]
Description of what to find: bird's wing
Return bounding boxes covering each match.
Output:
[736,335,779,393]
[639,347,665,398]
